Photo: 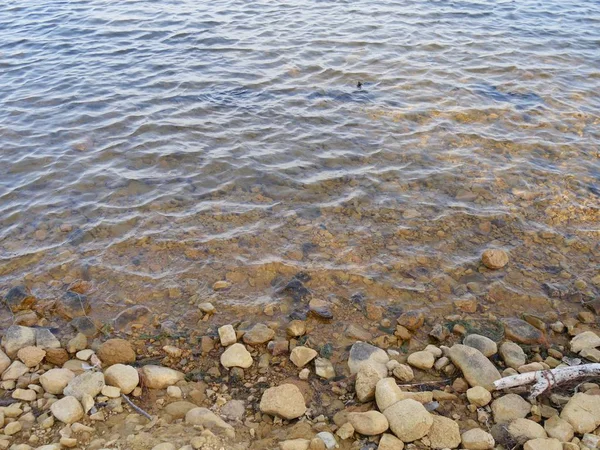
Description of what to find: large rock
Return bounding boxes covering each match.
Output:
[63,371,105,400]
[502,318,545,345]
[543,415,574,442]
[185,407,235,438]
[356,364,382,402]
[463,334,497,357]
[40,368,76,395]
[348,411,389,436]
[508,418,547,442]
[461,428,495,450]
[4,285,36,312]
[448,344,501,389]
[491,394,531,423]
[50,396,84,424]
[57,291,91,319]
[1,325,36,357]
[570,331,600,353]
[141,365,184,389]
[560,393,600,434]
[35,328,61,349]
[376,378,403,411]
[427,415,461,449]
[348,342,389,378]
[290,346,317,368]
[523,438,562,450]
[221,343,253,368]
[242,324,275,345]
[260,384,306,420]
[383,399,433,442]
[499,342,526,369]
[97,339,136,367]
[104,364,139,394]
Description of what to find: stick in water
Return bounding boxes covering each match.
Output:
[493,363,600,400]
[121,394,153,420]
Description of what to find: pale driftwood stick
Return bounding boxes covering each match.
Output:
[121,394,153,420]
[493,363,600,400]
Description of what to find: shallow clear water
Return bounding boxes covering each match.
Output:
[1,0,599,327]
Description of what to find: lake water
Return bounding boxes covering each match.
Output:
[1,0,599,330]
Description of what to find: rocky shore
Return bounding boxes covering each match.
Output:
[0,250,599,450]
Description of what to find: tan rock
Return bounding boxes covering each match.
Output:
[17,346,46,367]
[543,415,574,442]
[140,365,184,389]
[383,399,433,442]
[407,351,435,370]
[466,386,492,407]
[290,346,318,368]
[260,384,306,419]
[220,343,253,368]
[427,415,461,449]
[461,428,495,450]
[523,438,562,450]
[481,249,509,269]
[348,411,389,436]
[560,393,600,434]
[356,364,382,402]
[508,418,547,442]
[104,364,139,394]
[491,393,531,423]
[378,433,404,450]
[97,339,136,367]
[50,396,83,424]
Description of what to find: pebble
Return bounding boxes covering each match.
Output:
[198,302,215,314]
[348,342,389,378]
[286,320,306,337]
[461,428,495,450]
[221,343,253,368]
[448,344,501,389]
[463,334,497,357]
[481,249,509,269]
[466,386,492,406]
[63,371,105,400]
[499,341,527,369]
[290,346,318,368]
[75,349,94,361]
[140,365,185,389]
[314,432,337,450]
[427,415,461,449]
[383,399,433,442]
[97,339,136,366]
[407,351,435,370]
[508,418,547,441]
[356,364,382,402]
[12,388,37,401]
[1,360,29,380]
[392,364,414,382]
[104,363,139,394]
[378,433,404,450]
[162,346,182,358]
[491,393,532,423]
[212,280,230,290]
[308,299,333,320]
[50,396,84,424]
[299,368,310,380]
[218,325,237,346]
[396,311,424,331]
[523,438,562,450]
[242,324,275,345]
[502,318,545,345]
[259,384,306,419]
[314,358,335,379]
[348,411,389,435]
[569,331,600,353]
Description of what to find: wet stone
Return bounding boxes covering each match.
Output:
[4,285,36,312]
[242,323,275,345]
[309,298,333,320]
[396,311,425,331]
[113,305,153,331]
[481,249,509,269]
[502,318,545,345]
[58,291,91,319]
[35,328,61,349]
[70,316,98,337]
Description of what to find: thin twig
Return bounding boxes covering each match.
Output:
[121,394,153,421]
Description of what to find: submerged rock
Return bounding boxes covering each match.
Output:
[57,291,91,319]
[113,305,153,331]
[502,318,545,345]
[4,285,36,312]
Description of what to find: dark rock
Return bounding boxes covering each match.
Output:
[280,278,310,301]
[502,318,546,345]
[113,305,153,331]
[57,291,90,319]
[4,286,36,312]
[70,316,98,337]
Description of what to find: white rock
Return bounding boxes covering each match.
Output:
[140,365,184,389]
[40,368,76,395]
[315,432,337,450]
[104,364,139,394]
[218,324,237,347]
[220,343,253,368]
[50,396,84,424]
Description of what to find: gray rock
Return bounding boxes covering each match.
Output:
[502,318,545,345]
[448,344,501,389]
[69,316,98,337]
[499,342,527,369]
[63,371,105,401]
[348,342,389,378]
[185,407,235,439]
[1,325,36,357]
[463,334,498,357]
[35,328,61,349]
[113,305,153,331]
[491,394,531,423]
[221,399,245,421]
[4,286,35,312]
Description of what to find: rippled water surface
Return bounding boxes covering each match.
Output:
[1,0,599,328]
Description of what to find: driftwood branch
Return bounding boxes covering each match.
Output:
[493,363,600,400]
[121,394,153,420]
